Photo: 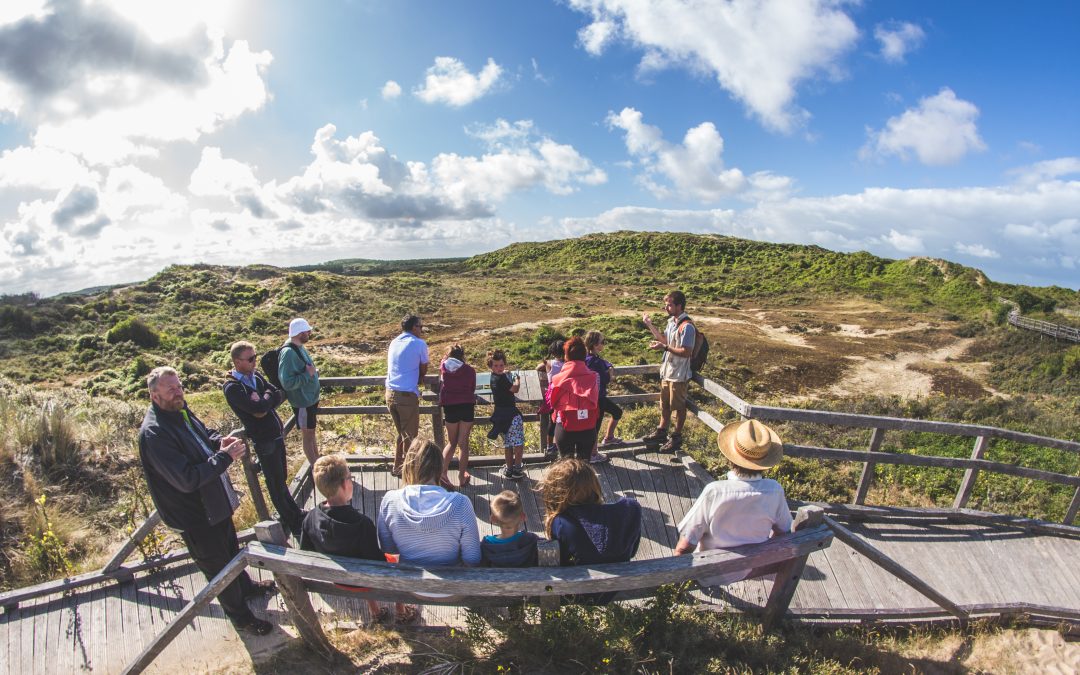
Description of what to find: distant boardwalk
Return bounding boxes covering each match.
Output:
[1009,310,1080,343]
[3,451,1080,674]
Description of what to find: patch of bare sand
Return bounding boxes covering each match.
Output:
[824,338,976,399]
[836,322,933,338]
[695,316,813,349]
[906,627,1080,675]
[487,311,638,335]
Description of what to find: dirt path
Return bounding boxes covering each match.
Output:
[820,339,976,400]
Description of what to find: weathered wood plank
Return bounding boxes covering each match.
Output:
[1066,486,1080,526]
[623,457,672,560]
[823,516,966,619]
[761,553,810,629]
[747,406,1080,454]
[953,436,990,509]
[103,511,164,574]
[692,375,750,416]
[784,444,1080,487]
[853,428,885,505]
[245,526,833,597]
[0,600,12,675]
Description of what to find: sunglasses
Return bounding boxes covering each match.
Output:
[240,354,257,363]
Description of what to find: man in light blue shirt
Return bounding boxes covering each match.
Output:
[385,314,429,476]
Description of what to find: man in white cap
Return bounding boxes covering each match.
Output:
[279,317,320,463]
[673,419,792,583]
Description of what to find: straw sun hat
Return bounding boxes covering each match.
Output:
[716,419,784,471]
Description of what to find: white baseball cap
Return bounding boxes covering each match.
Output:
[288,317,312,337]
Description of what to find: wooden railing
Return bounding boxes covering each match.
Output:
[1008,309,1080,343]
[687,374,1080,525]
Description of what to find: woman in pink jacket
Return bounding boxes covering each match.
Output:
[545,337,600,460]
[439,344,477,487]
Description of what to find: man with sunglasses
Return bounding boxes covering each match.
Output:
[223,340,306,536]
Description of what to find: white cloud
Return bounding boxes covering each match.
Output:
[955,242,1000,259]
[0,1,273,165]
[0,0,50,28]
[874,21,926,64]
[381,80,402,100]
[567,0,858,133]
[1008,157,1080,186]
[862,88,986,166]
[0,145,99,190]
[189,147,260,196]
[413,56,503,107]
[883,228,924,253]
[608,107,767,202]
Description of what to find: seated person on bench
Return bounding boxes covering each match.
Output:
[481,490,540,567]
[673,419,793,584]
[300,454,405,623]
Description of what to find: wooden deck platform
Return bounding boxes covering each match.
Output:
[4,451,1080,674]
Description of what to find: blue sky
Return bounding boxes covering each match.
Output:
[0,0,1077,294]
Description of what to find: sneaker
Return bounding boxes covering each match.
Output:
[642,428,668,444]
[599,437,623,447]
[498,465,515,480]
[659,433,683,454]
[510,464,526,479]
[233,615,273,636]
[589,452,610,464]
[543,444,559,460]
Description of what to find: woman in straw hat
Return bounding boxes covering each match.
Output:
[672,420,793,582]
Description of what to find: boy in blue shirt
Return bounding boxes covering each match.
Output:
[481,490,539,567]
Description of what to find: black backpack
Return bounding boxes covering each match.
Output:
[676,316,710,374]
[261,343,302,388]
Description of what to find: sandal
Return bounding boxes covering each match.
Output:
[395,605,420,625]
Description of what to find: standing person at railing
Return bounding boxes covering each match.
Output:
[641,290,694,454]
[438,344,476,489]
[138,366,275,636]
[545,337,601,461]
[278,317,320,464]
[584,330,620,463]
[223,340,306,537]
[673,419,792,585]
[385,314,429,478]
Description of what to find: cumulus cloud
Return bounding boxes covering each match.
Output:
[0,145,99,190]
[955,242,1000,259]
[556,171,1080,287]
[874,21,926,64]
[567,0,858,133]
[381,80,401,100]
[607,107,790,203]
[1008,157,1080,186]
[414,56,502,107]
[0,0,272,164]
[862,88,986,166]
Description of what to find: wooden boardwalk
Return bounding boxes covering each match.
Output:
[4,451,1080,674]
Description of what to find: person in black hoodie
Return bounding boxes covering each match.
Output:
[300,454,407,623]
[481,490,539,567]
[223,341,306,536]
[139,366,273,635]
[541,458,641,604]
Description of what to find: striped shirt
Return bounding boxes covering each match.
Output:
[377,485,482,566]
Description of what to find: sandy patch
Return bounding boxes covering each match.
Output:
[836,322,933,338]
[487,311,638,334]
[695,316,813,349]
[824,339,975,399]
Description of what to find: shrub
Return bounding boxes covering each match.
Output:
[106,318,160,348]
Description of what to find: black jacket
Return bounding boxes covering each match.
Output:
[139,403,237,532]
[222,371,285,443]
[299,504,383,561]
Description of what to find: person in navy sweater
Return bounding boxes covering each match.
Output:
[541,458,641,603]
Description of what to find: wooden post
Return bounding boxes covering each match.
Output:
[1065,485,1080,526]
[253,520,334,659]
[241,437,271,522]
[123,552,249,674]
[429,380,446,448]
[823,514,967,621]
[102,510,162,574]
[853,428,885,505]
[537,539,561,613]
[953,435,990,509]
[760,505,823,629]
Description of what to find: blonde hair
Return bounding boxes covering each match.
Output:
[584,331,603,354]
[540,459,602,537]
[313,454,351,498]
[229,340,255,360]
[402,438,443,486]
[490,490,523,526]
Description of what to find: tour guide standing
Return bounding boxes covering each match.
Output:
[386,314,429,477]
[642,290,695,453]
[138,367,273,635]
[223,340,306,536]
[279,318,320,464]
